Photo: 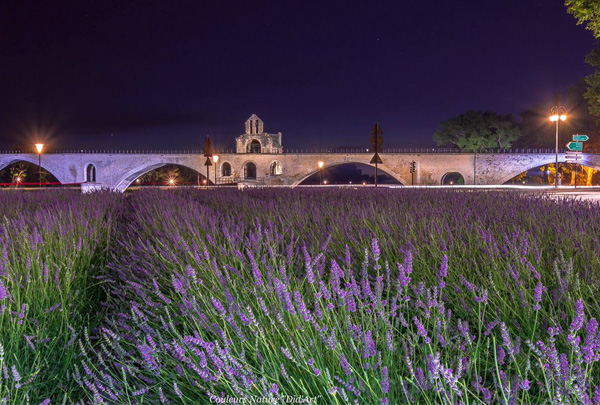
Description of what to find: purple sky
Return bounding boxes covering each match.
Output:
[0,0,595,151]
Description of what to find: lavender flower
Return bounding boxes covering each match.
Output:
[533,282,545,311]
[381,366,389,394]
[0,279,7,300]
[570,299,585,333]
[340,354,352,375]
[438,254,448,289]
[363,330,376,359]
[413,317,431,344]
[371,238,380,262]
[11,365,21,382]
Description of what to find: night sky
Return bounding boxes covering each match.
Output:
[0,0,595,152]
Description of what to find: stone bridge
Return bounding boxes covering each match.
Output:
[1,150,599,192]
[2,115,598,191]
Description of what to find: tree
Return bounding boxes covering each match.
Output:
[566,1,600,38]
[433,111,521,151]
[9,163,27,185]
[514,80,600,149]
[566,2,600,123]
[584,44,600,125]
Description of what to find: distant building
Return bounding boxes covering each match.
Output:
[235,114,283,154]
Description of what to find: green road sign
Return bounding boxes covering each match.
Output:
[572,134,589,142]
[566,141,583,151]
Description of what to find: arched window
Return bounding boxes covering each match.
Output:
[221,162,232,177]
[248,140,261,153]
[244,162,257,179]
[249,120,253,134]
[256,120,259,134]
[270,161,282,176]
[86,164,96,182]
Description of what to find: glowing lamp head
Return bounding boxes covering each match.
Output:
[35,143,44,153]
[168,178,175,185]
[560,114,567,121]
[550,115,559,122]
[213,155,219,163]
[16,177,21,183]
[318,161,324,169]
[323,180,327,184]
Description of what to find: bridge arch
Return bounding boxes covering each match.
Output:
[497,158,600,185]
[0,158,65,185]
[441,172,465,185]
[292,161,407,186]
[113,162,209,192]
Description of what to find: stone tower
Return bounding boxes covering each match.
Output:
[236,114,283,154]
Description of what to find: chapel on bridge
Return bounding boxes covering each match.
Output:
[235,114,283,154]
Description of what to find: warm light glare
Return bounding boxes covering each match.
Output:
[35,143,44,153]
[16,177,21,183]
[550,115,559,122]
[318,161,324,169]
[213,155,219,163]
[168,178,175,185]
[323,180,328,184]
[560,114,567,121]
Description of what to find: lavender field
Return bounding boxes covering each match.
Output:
[1,188,600,404]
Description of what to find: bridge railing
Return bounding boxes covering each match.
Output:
[0,149,238,155]
[1,148,599,154]
[281,147,600,154]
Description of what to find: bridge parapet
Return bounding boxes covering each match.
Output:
[2,147,598,155]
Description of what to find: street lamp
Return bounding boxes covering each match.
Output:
[34,143,44,188]
[550,106,567,188]
[213,155,219,187]
[318,161,324,185]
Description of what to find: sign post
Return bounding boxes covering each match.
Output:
[409,161,416,185]
[567,134,588,188]
[370,123,384,187]
[203,135,213,187]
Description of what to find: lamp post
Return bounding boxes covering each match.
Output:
[34,143,44,188]
[549,106,567,188]
[213,155,219,187]
[318,161,324,185]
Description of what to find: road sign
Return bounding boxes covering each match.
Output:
[203,135,213,157]
[566,141,583,151]
[370,152,383,164]
[370,123,384,152]
[573,134,589,142]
